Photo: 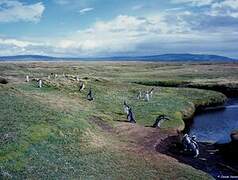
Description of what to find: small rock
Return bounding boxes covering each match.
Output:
[231,130,238,142]
[0,77,8,84]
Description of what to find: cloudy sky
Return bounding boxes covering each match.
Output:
[0,0,238,58]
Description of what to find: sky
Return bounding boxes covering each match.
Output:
[0,0,238,58]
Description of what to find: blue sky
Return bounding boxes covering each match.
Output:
[0,0,238,58]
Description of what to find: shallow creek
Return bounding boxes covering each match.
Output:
[189,98,238,144]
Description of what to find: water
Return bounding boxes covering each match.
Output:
[189,98,238,144]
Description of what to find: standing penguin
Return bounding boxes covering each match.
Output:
[137,91,142,100]
[26,75,29,82]
[38,79,42,88]
[127,108,136,123]
[149,88,154,98]
[123,101,130,115]
[145,91,150,101]
[182,134,191,151]
[190,135,199,158]
[79,81,85,92]
[76,75,80,81]
[87,88,94,101]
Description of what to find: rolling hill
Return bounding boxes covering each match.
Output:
[0,53,236,61]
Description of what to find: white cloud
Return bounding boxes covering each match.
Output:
[210,0,238,17]
[79,7,94,15]
[0,38,37,47]
[171,0,214,6]
[0,14,189,56]
[132,5,144,11]
[51,14,195,56]
[0,0,45,23]
[165,7,186,12]
[0,8,238,57]
[45,12,238,57]
[172,0,238,18]
[53,0,95,9]
[0,37,45,56]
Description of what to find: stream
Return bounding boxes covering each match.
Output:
[189,98,238,144]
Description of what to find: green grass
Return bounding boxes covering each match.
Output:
[0,85,211,179]
[1,61,236,179]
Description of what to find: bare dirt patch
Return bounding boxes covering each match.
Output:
[89,116,114,133]
[114,122,177,152]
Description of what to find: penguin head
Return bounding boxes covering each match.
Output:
[192,135,197,141]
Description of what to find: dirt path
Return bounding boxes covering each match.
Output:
[89,116,115,133]
[114,122,177,152]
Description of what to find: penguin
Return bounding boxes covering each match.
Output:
[26,75,29,82]
[152,115,170,128]
[38,79,42,88]
[127,108,136,123]
[87,88,94,101]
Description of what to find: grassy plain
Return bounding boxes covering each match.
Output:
[1,61,238,179]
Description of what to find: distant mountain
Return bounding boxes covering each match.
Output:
[107,54,236,61]
[0,54,236,61]
[0,55,57,61]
